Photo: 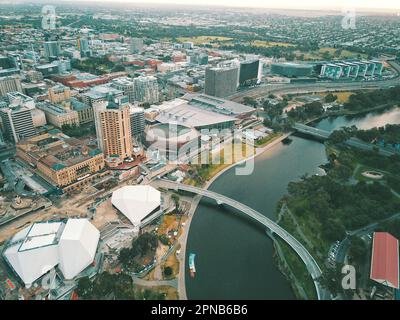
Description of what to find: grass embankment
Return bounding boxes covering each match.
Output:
[184,142,256,186]
[274,237,318,300]
[255,132,282,147]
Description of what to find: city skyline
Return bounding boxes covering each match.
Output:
[22,0,400,11]
[1,1,400,305]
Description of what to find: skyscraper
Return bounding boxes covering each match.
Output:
[0,105,36,143]
[94,102,133,160]
[130,38,144,54]
[44,41,60,60]
[129,106,145,139]
[133,76,159,104]
[0,76,23,97]
[77,38,91,57]
[239,59,262,87]
[205,66,239,98]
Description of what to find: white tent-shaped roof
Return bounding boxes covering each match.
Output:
[58,219,100,280]
[111,185,161,227]
[3,219,99,287]
[3,221,63,287]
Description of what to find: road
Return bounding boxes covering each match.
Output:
[155,179,330,300]
[335,212,400,265]
[132,275,178,289]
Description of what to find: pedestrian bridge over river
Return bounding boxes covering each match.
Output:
[156,179,330,300]
[293,122,396,157]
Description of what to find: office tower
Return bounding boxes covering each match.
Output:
[0,55,13,69]
[94,102,133,160]
[48,84,71,103]
[239,59,261,87]
[111,77,135,103]
[44,41,60,59]
[0,129,5,148]
[0,105,36,143]
[134,76,159,104]
[0,76,23,97]
[205,66,239,98]
[130,38,144,54]
[129,106,145,138]
[77,38,91,57]
[55,59,72,74]
[7,53,24,70]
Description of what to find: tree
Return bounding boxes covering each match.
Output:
[324,219,346,241]
[75,276,93,299]
[119,247,133,267]
[163,266,173,278]
[348,237,367,264]
[243,96,257,108]
[329,129,351,144]
[325,93,337,103]
[318,265,344,297]
[111,64,125,72]
[171,194,180,211]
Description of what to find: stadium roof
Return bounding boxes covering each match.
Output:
[370,232,399,289]
[111,185,161,227]
[155,101,236,128]
[183,93,254,116]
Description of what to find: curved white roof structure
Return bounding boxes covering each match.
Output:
[3,219,99,287]
[111,185,161,227]
[3,222,62,287]
[58,219,100,280]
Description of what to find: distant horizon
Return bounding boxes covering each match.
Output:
[2,0,400,12]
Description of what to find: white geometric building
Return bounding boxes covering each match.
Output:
[111,185,162,228]
[3,219,99,287]
[58,219,100,280]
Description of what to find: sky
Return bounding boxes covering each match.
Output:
[74,0,400,10]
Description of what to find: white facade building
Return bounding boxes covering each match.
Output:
[58,219,100,280]
[3,219,99,287]
[111,185,162,228]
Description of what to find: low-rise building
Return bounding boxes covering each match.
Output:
[2,218,100,288]
[36,101,80,128]
[16,130,104,188]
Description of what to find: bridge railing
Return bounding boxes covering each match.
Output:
[158,179,325,299]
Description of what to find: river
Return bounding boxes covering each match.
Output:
[185,106,400,300]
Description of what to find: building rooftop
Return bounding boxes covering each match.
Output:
[111,185,161,227]
[18,221,64,252]
[17,131,103,171]
[183,93,254,116]
[3,218,99,286]
[155,100,236,128]
[370,232,399,289]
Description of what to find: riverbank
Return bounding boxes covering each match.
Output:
[303,102,397,127]
[178,131,293,299]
